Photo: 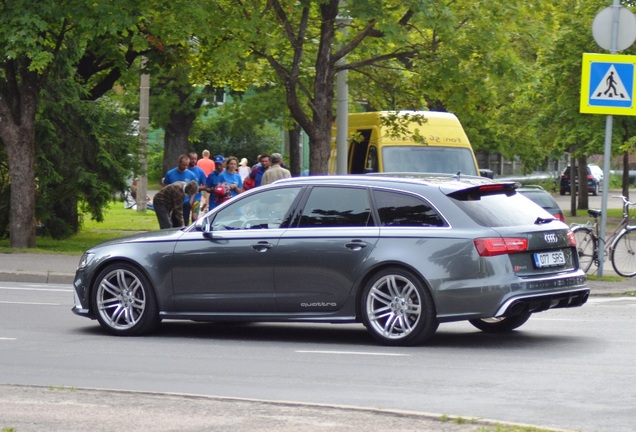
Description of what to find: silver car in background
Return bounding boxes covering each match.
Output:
[72,175,589,346]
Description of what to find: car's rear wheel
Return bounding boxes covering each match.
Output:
[91,263,160,336]
[469,312,532,333]
[361,267,438,346]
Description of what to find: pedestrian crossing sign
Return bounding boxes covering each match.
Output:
[580,53,636,115]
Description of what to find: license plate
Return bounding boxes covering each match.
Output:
[533,250,566,268]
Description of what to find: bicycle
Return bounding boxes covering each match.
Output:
[570,195,636,277]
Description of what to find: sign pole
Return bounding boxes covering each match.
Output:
[597,0,620,277]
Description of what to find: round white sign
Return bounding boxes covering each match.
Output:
[592,6,636,52]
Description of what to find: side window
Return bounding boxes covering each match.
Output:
[374,190,445,227]
[365,146,378,173]
[212,187,301,230]
[298,187,373,228]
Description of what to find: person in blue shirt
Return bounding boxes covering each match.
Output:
[248,153,271,187]
[163,154,197,226]
[214,156,243,205]
[187,151,207,221]
[205,154,226,210]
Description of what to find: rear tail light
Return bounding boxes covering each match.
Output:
[567,231,576,246]
[474,237,528,257]
[554,213,565,222]
[587,175,594,180]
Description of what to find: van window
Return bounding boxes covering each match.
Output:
[365,146,378,173]
[382,146,478,176]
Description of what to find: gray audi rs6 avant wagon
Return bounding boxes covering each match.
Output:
[72,174,589,346]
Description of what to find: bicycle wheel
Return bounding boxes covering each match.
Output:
[611,228,636,277]
[572,226,596,273]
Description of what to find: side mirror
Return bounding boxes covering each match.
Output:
[199,216,214,238]
[479,169,494,179]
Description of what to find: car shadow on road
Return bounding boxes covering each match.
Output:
[74,320,598,351]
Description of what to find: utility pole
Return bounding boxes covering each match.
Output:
[137,57,150,211]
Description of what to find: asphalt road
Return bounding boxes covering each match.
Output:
[553,190,627,212]
[1,281,636,431]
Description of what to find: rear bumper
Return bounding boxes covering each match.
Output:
[494,287,589,317]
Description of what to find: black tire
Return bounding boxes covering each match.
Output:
[611,228,636,278]
[592,184,599,196]
[91,263,160,336]
[559,189,566,196]
[361,267,438,346]
[469,312,532,333]
[572,226,596,273]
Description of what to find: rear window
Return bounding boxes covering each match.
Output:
[451,193,553,227]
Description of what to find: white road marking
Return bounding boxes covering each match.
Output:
[0,337,17,341]
[0,286,71,293]
[296,350,410,357]
[0,301,60,306]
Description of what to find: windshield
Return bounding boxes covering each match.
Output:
[382,146,478,176]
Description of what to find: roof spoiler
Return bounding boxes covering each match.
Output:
[446,182,520,201]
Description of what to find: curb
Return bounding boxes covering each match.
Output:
[0,271,75,285]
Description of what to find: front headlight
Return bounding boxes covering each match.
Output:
[78,252,95,270]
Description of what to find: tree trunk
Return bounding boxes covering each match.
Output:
[0,66,39,248]
[569,154,576,217]
[577,156,589,210]
[161,111,196,177]
[287,123,302,177]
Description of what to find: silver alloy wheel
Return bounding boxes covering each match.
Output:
[365,274,422,340]
[96,268,147,330]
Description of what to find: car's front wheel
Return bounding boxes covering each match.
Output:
[361,268,438,346]
[91,263,160,336]
[469,312,532,333]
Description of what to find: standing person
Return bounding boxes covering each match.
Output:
[197,150,215,211]
[214,156,243,205]
[205,155,226,210]
[152,180,199,229]
[187,151,207,222]
[197,150,215,176]
[261,153,292,185]
[248,153,271,188]
[163,154,197,227]
[238,158,250,180]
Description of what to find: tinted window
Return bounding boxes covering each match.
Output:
[374,190,445,227]
[518,190,556,208]
[298,187,373,227]
[212,187,301,230]
[452,193,553,227]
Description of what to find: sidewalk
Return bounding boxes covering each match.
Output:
[0,252,633,295]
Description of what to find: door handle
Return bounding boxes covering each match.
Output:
[252,241,273,252]
[345,240,368,251]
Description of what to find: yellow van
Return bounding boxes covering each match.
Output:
[329,111,480,176]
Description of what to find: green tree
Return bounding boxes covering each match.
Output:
[0,0,144,247]
[203,0,445,174]
[519,0,636,208]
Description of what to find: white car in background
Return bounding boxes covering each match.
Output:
[588,164,604,184]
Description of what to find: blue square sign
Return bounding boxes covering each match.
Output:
[581,53,636,115]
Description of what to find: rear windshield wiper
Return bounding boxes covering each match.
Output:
[534,216,555,225]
